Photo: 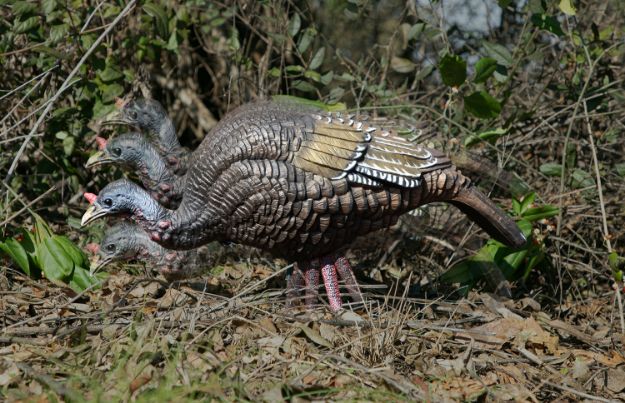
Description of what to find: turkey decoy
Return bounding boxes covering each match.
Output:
[86,133,184,208]
[91,222,205,281]
[103,98,188,175]
[82,100,526,311]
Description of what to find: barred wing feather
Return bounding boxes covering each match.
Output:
[293,112,451,188]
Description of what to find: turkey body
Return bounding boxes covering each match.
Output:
[162,101,523,258]
[84,99,526,311]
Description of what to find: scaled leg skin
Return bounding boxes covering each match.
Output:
[334,256,363,303]
[302,260,321,309]
[320,256,342,311]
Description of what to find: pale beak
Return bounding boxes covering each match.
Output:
[101,109,126,126]
[85,150,112,168]
[90,256,113,275]
[81,204,107,226]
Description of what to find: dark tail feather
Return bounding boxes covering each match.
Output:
[450,186,526,248]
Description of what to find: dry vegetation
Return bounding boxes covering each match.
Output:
[1,0,625,401]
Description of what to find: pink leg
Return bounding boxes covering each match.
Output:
[334,256,363,303]
[286,263,305,307]
[320,256,342,311]
[302,260,320,308]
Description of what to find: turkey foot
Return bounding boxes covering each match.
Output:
[302,261,320,308]
[334,256,363,304]
[292,255,363,311]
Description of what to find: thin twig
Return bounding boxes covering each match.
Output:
[4,0,137,184]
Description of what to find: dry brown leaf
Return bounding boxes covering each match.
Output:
[462,316,558,353]
[297,324,332,348]
[571,349,625,368]
[158,288,189,309]
[319,322,338,343]
[0,359,21,386]
[258,316,277,334]
[607,367,625,393]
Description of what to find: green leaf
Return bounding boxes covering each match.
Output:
[521,205,559,222]
[143,2,169,39]
[292,80,316,93]
[304,70,321,82]
[309,47,325,70]
[62,136,75,156]
[297,28,316,53]
[288,13,301,37]
[50,24,69,44]
[531,14,564,36]
[14,16,39,34]
[497,0,512,7]
[166,30,179,51]
[13,1,37,17]
[559,0,576,15]
[98,64,124,82]
[320,71,334,85]
[539,162,562,176]
[463,91,501,119]
[615,163,625,177]
[520,192,536,214]
[69,266,101,293]
[268,67,281,77]
[414,64,435,81]
[570,168,595,189]
[439,54,466,87]
[464,127,507,147]
[391,57,416,74]
[483,42,513,67]
[0,239,31,275]
[101,83,124,104]
[38,237,74,282]
[33,213,53,245]
[285,65,305,74]
[473,57,498,83]
[53,235,88,268]
[408,23,425,40]
[42,0,57,14]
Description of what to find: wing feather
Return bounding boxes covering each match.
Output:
[292,112,452,188]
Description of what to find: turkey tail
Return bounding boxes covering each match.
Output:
[450,186,526,249]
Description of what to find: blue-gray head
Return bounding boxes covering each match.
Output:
[103,98,170,136]
[85,132,153,169]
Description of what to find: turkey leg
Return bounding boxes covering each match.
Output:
[291,255,363,311]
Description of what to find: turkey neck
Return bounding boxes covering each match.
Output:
[131,230,169,261]
[127,187,173,229]
[134,141,179,194]
[156,117,185,159]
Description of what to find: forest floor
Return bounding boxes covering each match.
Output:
[2,242,624,402]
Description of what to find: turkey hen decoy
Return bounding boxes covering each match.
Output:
[103,98,188,175]
[91,222,206,281]
[86,133,184,208]
[83,100,526,311]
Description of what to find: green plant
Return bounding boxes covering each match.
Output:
[0,213,104,292]
[440,192,559,294]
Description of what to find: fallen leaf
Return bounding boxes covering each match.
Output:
[297,324,332,348]
[607,367,625,392]
[572,349,625,367]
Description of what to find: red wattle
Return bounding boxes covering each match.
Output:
[115,97,126,109]
[95,136,107,150]
[84,192,98,204]
[85,243,100,254]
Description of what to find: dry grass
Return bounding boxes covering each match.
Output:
[2,0,625,401]
[2,248,624,401]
